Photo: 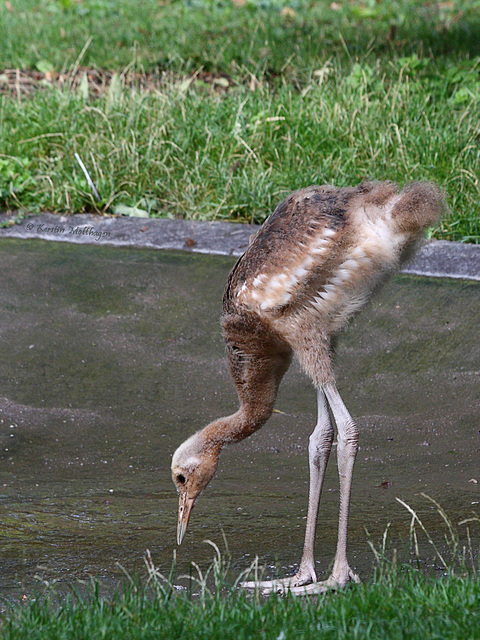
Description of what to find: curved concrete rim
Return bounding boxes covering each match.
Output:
[0,212,479,281]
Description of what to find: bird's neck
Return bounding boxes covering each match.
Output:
[199,403,272,453]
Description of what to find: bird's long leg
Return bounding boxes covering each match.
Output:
[284,382,360,595]
[296,388,334,582]
[242,388,334,590]
[326,383,360,584]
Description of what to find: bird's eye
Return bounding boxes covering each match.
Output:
[177,474,186,485]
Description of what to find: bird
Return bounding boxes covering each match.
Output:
[171,180,445,595]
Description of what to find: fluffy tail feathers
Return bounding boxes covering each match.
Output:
[391,181,446,235]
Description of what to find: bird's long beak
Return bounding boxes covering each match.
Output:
[177,492,196,545]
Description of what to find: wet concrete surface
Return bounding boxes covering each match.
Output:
[0,238,479,597]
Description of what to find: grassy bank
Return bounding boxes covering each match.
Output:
[2,499,479,640]
[1,565,479,639]
[0,0,479,241]
[1,498,479,639]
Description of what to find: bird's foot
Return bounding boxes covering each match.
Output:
[241,566,316,591]
[243,565,359,596]
[281,566,360,596]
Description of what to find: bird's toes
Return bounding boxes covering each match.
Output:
[241,571,314,593]
[259,574,314,595]
[240,579,287,590]
[348,568,361,584]
[296,568,318,586]
[265,568,361,596]
[329,564,361,587]
[279,581,331,596]
[314,568,360,592]
[240,580,261,589]
[241,566,359,595]
[288,574,315,588]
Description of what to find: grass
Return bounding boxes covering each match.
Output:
[1,571,479,640]
[1,0,479,78]
[1,498,479,639]
[0,0,479,241]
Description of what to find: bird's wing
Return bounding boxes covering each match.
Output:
[224,185,355,312]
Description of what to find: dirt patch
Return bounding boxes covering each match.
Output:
[0,66,236,97]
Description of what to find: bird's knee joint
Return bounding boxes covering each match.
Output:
[309,427,334,458]
[337,421,358,452]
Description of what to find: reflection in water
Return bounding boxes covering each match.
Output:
[0,239,478,596]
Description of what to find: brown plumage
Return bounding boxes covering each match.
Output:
[172,180,445,594]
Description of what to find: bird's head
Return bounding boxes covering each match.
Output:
[171,431,219,545]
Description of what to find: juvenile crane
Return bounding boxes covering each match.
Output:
[172,181,444,594]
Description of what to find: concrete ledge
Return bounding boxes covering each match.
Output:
[1,212,479,280]
[0,213,254,256]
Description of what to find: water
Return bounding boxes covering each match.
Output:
[0,239,478,597]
